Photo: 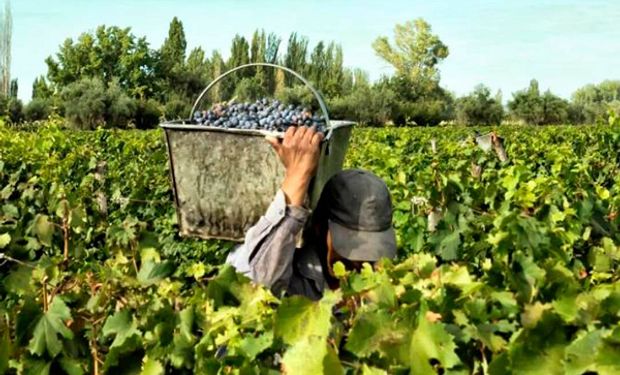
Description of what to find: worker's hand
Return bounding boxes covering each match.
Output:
[266,126,324,206]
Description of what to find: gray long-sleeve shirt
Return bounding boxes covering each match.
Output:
[225,190,327,300]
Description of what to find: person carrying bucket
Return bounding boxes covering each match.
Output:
[227,125,397,300]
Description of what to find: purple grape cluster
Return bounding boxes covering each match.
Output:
[193,98,327,134]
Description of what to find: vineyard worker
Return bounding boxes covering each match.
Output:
[226,125,397,300]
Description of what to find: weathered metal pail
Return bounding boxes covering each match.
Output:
[161,63,354,241]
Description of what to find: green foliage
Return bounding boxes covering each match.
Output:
[61,77,136,129]
[5,96,23,124]
[2,123,620,373]
[572,80,620,124]
[158,17,187,72]
[9,79,18,99]
[32,76,53,100]
[273,85,315,111]
[508,79,572,125]
[456,84,504,125]
[163,96,190,121]
[233,77,267,102]
[133,99,162,129]
[24,98,53,122]
[284,32,309,86]
[45,25,156,98]
[329,78,397,125]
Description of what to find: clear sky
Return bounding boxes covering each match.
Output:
[11,0,620,102]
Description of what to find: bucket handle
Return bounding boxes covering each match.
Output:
[189,63,332,139]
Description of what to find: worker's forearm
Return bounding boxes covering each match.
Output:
[281,172,311,207]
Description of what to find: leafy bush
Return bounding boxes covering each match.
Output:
[61,78,107,129]
[164,96,191,120]
[24,98,54,122]
[233,77,267,102]
[275,85,316,109]
[508,79,571,125]
[572,80,620,123]
[133,99,162,129]
[456,84,504,125]
[383,75,455,126]
[61,77,138,129]
[6,97,24,124]
[103,80,137,128]
[329,84,397,125]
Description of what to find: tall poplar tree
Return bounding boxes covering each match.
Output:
[0,0,12,97]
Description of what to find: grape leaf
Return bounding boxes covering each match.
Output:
[59,356,85,375]
[32,215,54,247]
[282,336,343,375]
[102,310,142,370]
[23,359,51,375]
[0,233,10,248]
[238,332,273,358]
[28,297,73,357]
[564,330,603,375]
[438,231,460,260]
[409,304,460,374]
[345,308,406,360]
[141,357,164,375]
[275,290,340,345]
[137,260,174,286]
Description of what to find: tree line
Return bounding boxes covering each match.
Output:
[2,17,619,128]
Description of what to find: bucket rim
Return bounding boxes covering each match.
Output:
[159,120,355,137]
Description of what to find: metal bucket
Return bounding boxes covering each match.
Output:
[161,63,354,241]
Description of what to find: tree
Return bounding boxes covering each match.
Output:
[372,18,449,90]
[572,80,620,123]
[456,85,504,125]
[61,77,136,129]
[309,41,327,91]
[234,77,267,101]
[5,97,22,123]
[46,26,157,98]
[159,17,187,71]
[263,32,281,94]
[250,30,269,90]
[24,98,53,122]
[156,17,191,103]
[9,77,16,98]
[133,99,161,129]
[0,0,12,97]
[228,35,250,76]
[508,79,570,125]
[372,19,452,126]
[329,71,397,126]
[207,51,227,104]
[284,33,308,85]
[323,43,345,97]
[32,76,53,99]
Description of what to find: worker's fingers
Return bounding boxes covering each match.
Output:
[294,126,308,143]
[303,126,317,145]
[310,130,324,146]
[284,126,297,141]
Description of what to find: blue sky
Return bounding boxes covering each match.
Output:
[11,0,620,102]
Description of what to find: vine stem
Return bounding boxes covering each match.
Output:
[91,321,100,375]
[480,344,489,375]
[42,276,49,312]
[130,239,139,275]
[62,214,69,262]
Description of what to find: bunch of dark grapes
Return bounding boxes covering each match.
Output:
[193,98,327,134]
